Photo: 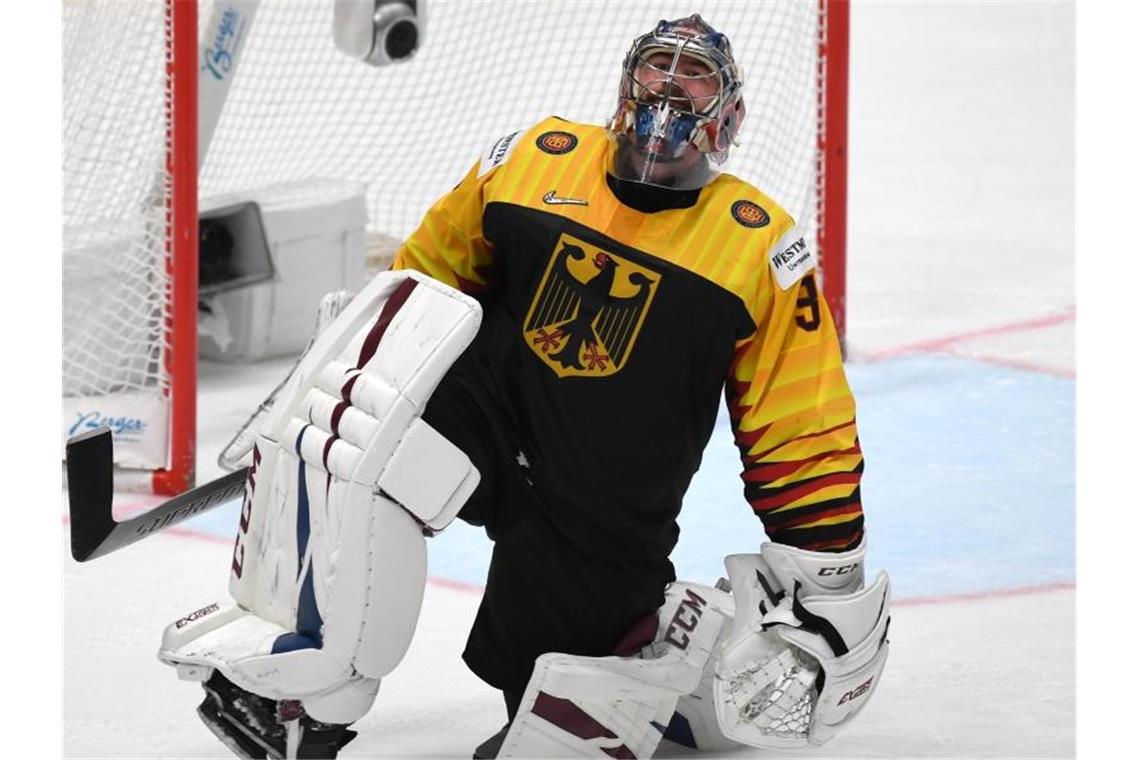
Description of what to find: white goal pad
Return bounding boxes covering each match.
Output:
[160,270,482,723]
[499,582,732,759]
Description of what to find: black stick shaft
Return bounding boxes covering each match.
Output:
[66,427,249,562]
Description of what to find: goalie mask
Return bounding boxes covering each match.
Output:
[606,14,745,191]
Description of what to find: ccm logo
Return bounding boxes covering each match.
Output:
[838,676,874,705]
[819,563,859,577]
[663,589,708,650]
[231,445,262,579]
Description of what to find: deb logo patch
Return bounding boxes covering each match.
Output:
[523,234,661,378]
[731,199,770,228]
[536,130,578,155]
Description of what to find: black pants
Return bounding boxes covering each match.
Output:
[422,350,671,696]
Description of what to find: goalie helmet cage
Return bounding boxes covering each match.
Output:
[62,0,848,495]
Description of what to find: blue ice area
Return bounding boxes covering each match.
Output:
[671,354,1075,599]
[429,353,1076,599]
[182,354,1074,601]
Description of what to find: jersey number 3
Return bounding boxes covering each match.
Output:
[795,276,821,332]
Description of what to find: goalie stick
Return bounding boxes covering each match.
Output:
[66,288,360,563]
[67,427,248,562]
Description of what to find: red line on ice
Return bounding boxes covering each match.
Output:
[893,580,1075,607]
[941,351,1075,379]
[63,516,1074,605]
[857,307,1075,376]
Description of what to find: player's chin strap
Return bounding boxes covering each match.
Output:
[157,270,483,755]
[712,537,891,748]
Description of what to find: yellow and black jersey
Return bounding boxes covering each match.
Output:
[394,116,863,562]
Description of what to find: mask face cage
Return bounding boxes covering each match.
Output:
[607,15,746,189]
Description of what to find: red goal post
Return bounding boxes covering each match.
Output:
[62,0,848,495]
[819,0,850,343]
[63,0,198,494]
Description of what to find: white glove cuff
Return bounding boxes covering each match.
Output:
[759,536,867,596]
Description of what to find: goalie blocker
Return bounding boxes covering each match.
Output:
[158,271,482,750]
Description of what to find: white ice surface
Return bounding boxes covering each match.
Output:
[65,532,1074,759]
[63,1,1075,758]
[846,2,1073,364]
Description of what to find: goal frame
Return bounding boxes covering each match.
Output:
[818,0,850,344]
[75,0,848,494]
[158,0,199,494]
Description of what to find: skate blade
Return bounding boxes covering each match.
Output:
[198,701,280,760]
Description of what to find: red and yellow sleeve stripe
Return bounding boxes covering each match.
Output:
[727,279,864,552]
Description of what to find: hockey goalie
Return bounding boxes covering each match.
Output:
[159,13,890,760]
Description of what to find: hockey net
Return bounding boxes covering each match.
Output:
[62,0,846,493]
[63,0,197,493]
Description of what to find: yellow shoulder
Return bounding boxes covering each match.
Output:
[706,173,818,293]
[705,172,797,238]
[476,117,606,179]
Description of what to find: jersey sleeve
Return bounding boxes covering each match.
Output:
[726,239,865,552]
[390,158,497,294]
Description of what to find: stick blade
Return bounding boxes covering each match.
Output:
[66,426,116,562]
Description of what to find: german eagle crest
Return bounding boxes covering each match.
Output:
[523,234,661,378]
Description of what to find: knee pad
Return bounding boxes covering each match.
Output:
[498,581,733,759]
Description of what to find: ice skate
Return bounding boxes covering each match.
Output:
[197,672,357,760]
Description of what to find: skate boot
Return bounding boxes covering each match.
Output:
[197,671,357,759]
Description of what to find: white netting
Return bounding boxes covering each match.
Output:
[200,0,823,246]
[63,1,170,400]
[722,645,818,740]
[62,0,825,470]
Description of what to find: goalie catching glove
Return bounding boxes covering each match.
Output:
[708,537,891,749]
[158,270,482,756]
[485,538,888,758]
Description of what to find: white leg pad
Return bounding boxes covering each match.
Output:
[499,582,732,759]
[158,271,482,724]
